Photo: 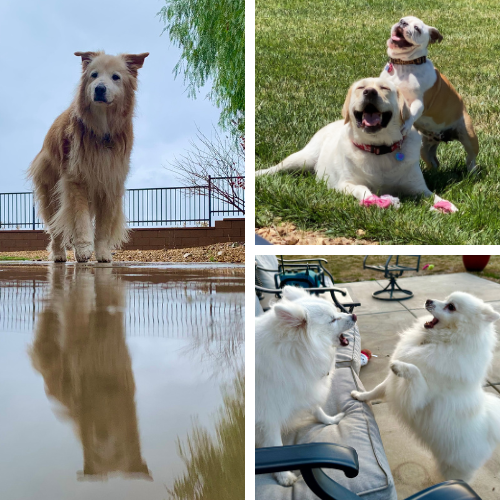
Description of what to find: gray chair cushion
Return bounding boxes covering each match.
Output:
[336,325,361,374]
[256,366,396,500]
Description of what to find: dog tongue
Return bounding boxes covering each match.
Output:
[362,112,382,127]
[391,34,402,41]
[424,318,439,329]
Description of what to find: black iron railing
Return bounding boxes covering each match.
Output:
[0,176,245,230]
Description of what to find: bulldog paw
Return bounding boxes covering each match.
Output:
[351,390,369,401]
[400,120,414,137]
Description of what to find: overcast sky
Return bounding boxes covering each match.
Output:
[0,0,220,193]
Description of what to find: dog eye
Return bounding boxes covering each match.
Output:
[331,318,337,323]
[91,72,98,78]
[112,74,121,81]
[447,303,456,311]
[357,87,365,91]
[415,27,421,34]
[380,86,390,91]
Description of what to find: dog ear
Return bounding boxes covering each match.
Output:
[122,53,150,77]
[482,307,500,323]
[274,302,307,329]
[428,27,443,44]
[342,84,354,124]
[397,89,411,124]
[282,285,310,302]
[74,51,101,68]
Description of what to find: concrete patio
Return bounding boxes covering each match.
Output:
[346,273,500,499]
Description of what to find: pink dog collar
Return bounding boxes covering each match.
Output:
[352,137,404,156]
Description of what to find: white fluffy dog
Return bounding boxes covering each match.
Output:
[256,286,357,486]
[352,292,500,482]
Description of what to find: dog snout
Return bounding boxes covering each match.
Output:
[425,299,434,308]
[399,19,408,27]
[352,313,357,322]
[363,87,378,99]
[94,84,107,101]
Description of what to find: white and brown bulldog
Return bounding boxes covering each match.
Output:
[381,16,479,172]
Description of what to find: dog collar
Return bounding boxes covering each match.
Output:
[352,137,405,156]
[389,56,427,65]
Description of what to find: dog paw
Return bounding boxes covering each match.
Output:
[351,390,368,401]
[74,242,93,263]
[50,253,67,263]
[96,250,113,263]
[390,361,414,378]
[275,471,298,486]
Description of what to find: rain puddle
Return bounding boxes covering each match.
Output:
[0,264,244,500]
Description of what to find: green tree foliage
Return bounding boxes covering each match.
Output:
[158,0,245,130]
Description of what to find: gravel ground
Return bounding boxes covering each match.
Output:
[0,242,245,263]
[256,223,378,245]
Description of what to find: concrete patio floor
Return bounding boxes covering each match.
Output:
[346,273,500,500]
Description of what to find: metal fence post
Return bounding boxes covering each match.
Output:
[32,203,36,230]
[208,175,212,227]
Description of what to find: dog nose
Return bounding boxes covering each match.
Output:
[352,313,357,322]
[95,84,106,96]
[425,300,433,307]
[363,88,378,98]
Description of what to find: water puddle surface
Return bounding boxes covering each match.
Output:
[0,264,244,500]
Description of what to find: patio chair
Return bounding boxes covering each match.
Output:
[363,255,421,301]
[256,256,360,314]
[256,444,481,500]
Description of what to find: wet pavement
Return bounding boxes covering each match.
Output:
[0,264,244,500]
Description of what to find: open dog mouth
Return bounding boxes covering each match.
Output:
[354,103,392,134]
[339,334,349,346]
[389,25,414,48]
[424,317,439,329]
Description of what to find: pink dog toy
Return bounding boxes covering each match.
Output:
[432,200,456,214]
[360,194,400,209]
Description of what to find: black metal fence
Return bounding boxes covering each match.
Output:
[0,176,245,230]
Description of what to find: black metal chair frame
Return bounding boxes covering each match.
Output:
[363,255,421,301]
[256,257,360,313]
[255,443,482,500]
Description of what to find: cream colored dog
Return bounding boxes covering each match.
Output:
[352,292,500,482]
[257,78,456,210]
[382,16,478,171]
[28,51,149,263]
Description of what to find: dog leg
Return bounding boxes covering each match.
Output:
[55,180,94,263]
[256,149,317,177]
[390,360,429,411]
[459,112,479,173]
[35,182,67,262]
[313,406,345,425]
[420,136,440,170]
[351,374,389,402]
[401,99,424,136]
[336,181,373,201]
[95,196,127,263]
[261,422,298,486]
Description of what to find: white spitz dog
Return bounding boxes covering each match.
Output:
[352,292,500,482]
[256,286,357,486]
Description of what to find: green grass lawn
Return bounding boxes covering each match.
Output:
[255,0,500,244]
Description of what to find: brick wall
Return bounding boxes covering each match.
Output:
[0,218,245,253]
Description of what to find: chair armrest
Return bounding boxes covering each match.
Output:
[255,286,347,298]
[256,443,360,500]
[405,480,481,500]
